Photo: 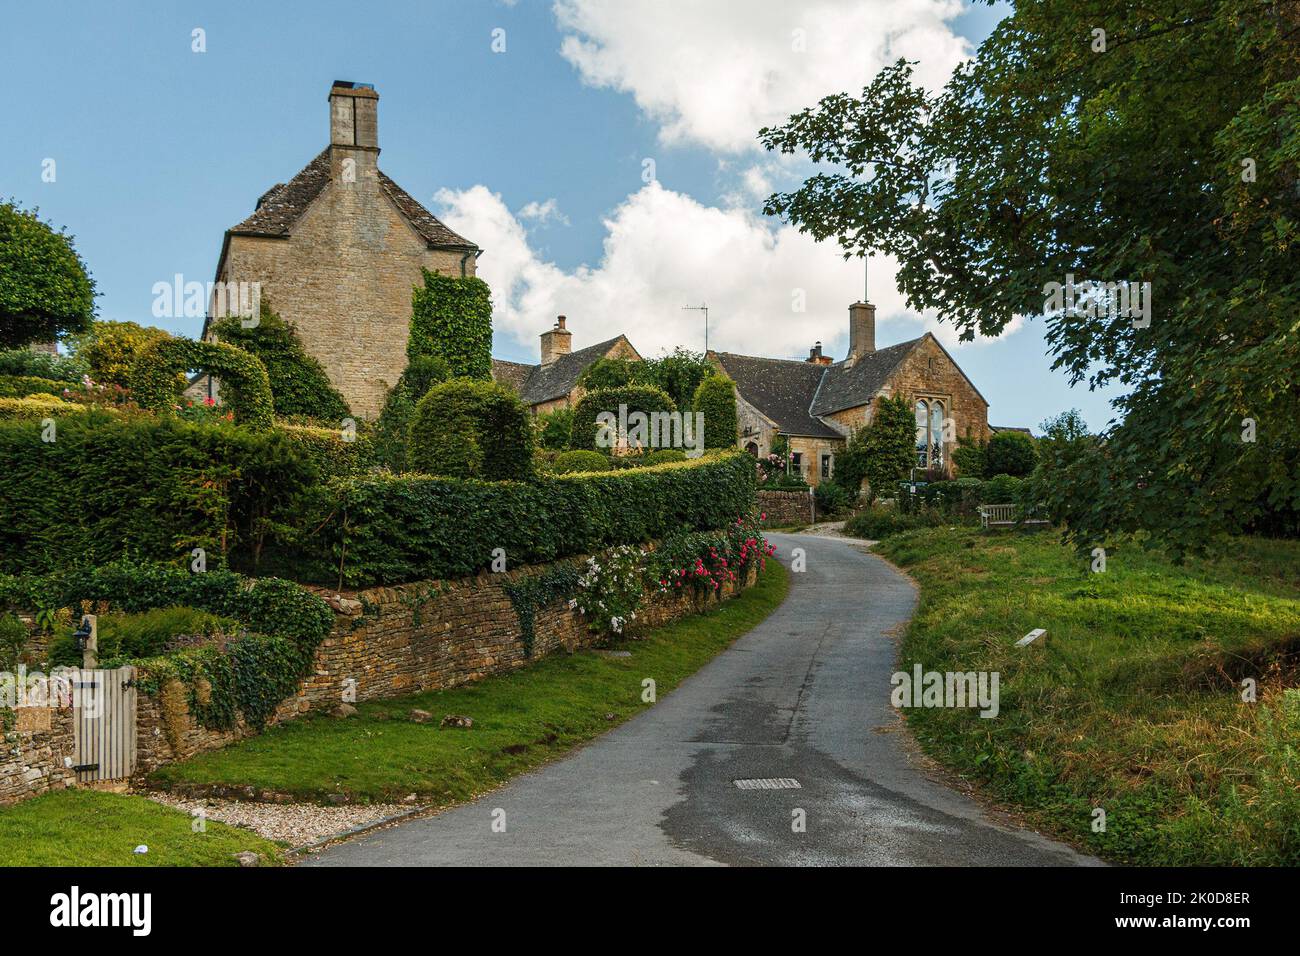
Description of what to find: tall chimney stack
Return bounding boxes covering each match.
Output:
[847,301,876,364]
[328,81,379,182]
[540,315,572,365]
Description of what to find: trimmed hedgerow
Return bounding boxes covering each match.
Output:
[643,449,688,466]
[569,385,677,450]
[0,375,65,398]
[211,304,350,422]
[408,270,493,380]
[0,394,73,420]
[408,377,533,480]
[551,449,612,474]
[0,560,333,733]
[307,451,756,587]
[692,374,738,450]
[130,337,274,429]
[0,410,315,575]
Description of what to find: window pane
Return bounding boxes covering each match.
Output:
[915,400,929,467]
[930,401,945,466]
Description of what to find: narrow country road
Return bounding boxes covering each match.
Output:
[302,533,1096,867]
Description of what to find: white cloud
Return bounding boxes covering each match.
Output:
[553,0,971,153]
[517,198,570,226]
[433,183,1015,364]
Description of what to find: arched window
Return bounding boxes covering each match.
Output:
[745,441,759,457]
[914,398,947,469]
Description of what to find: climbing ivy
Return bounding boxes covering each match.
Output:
[502,562,582,657]
[129,337,275,429]
[408,270,492,380]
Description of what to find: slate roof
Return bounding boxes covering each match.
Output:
[491,336,636,406]
[809,337,924,416]
[228,148,476,249]
[990,424,1033,436]
[710,352,843,438]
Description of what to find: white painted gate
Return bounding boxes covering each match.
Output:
[71,666,137,782]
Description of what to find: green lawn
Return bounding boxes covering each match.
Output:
[875,527,1300,866]
[151,562,789,805]
[0,789,283,866]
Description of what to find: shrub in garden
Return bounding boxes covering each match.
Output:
[72,320,173,388]
[569,385,676,450]
[370,354,452,472]
[842,395,916,502]
[0,200,96,348]
[0,347,84,382]
[951,435,987,478]
[0,393,73,420]
[211,304,349,422]
[844,505,942,540]
[0,374,65,398]
[644,449,687,466]
[408,270,492,380]
[310,451,756,586]
[0,410,315,574]
[130,337,275,429]
[408,377,533,480]
[47,606,238,668]
[814,480,853,518]
[535,406,575,451]
[984,430,1038,477]
[552,449,612,474]
[693,374,738,450]
[982,473,1024,504]
[653,513,775,598]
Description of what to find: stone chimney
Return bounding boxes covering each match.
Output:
[328,81,379,182]
[540,315,572,365]
[806,341,832,366]
[847,301,876,364]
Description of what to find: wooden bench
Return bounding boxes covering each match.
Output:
[977,504,1051,530]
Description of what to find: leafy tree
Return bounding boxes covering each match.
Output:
[644,348,712,410]
[71,320,173,388]
[692,374,738,450]
[984,431,1038,478]
[408,270,492,379]
[211,302,349,421]
[845,395,916,504]
[578,357,644,391]
[759,0,1299,554]
[0,200,96,348]
[569,385,676,451]
[535,406,575,451]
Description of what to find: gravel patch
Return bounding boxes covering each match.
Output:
[147,794,413,847]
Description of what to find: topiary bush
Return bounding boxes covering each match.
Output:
[982,473,1025,504]
[535,406,575,451]
[693,374,738,450]
[130,337,275,429]
[552,449,612,474]
[569,385,677,451]
[408,377,534,480]
[0,200,96,349]
[210,303,350,422]
[984,431,1038,478]
[408,270,493,380]
[370,354,452,472]
[72,320,174,388]
[644,449,687,466]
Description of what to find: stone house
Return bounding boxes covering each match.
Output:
[491,315,641,414]
[709,300,992,487]
[200,81,480,418]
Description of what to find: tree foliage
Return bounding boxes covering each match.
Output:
[838,395,916,503]
[760,0,1300,553]
[578,348,713,410]
[692,373,738,449]
[71,319,173,388]
[0,200,96,348]
[408,270,492,380]
[984,431,1038,478]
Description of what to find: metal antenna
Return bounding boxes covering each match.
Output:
[683,304,709,352]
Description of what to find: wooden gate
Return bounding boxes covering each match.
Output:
[71,666,137,783]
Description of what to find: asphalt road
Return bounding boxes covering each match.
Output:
[303,532,1096,867]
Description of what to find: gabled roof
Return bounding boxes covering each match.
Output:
[710,352,842,438]
[227,148,476,249]
[810,336,924,416]
[492,336,640,406]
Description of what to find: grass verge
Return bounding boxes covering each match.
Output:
[150,562,789,805]
[875,527,1300,865]
[0,789,283,866]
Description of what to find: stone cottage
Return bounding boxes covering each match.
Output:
[202,81,480,418]
[491,316,641,414]
[709,300,992,487]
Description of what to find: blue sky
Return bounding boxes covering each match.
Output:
[2,0,1123,432]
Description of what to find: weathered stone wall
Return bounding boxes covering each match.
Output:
[758,489,814,527]
[134,556,758,779]
[0,706,74,806]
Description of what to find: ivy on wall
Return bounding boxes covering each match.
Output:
[501,562,582,657]
[408,270,492,380]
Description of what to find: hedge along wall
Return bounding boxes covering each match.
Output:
[0,411,316,575]
[304,451,757,587]
[130,338,275,429]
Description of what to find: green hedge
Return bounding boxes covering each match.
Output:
[307,450,756,586]
[211,305,350,422]
[0,561,333,731]
[130,338,275,429]
[0,394,73,420]
[0,411,315,575]
[569,385,676,450]
[692,374,738,450]
[552,449,612,474]
[0,347,84,383]
[0,375,65,398]
[409,377,533,480]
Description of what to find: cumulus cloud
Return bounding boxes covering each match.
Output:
[433,183,1014,363]
[553,0,971,153]
[517,198,570,226]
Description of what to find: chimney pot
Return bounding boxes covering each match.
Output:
[847,301,876,364]
[557,315,566,330]
[540,316,573,365]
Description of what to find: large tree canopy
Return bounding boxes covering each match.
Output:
[0,200,96,348]
[760,1,1300,554]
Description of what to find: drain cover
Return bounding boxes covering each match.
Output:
[733,777,801,790]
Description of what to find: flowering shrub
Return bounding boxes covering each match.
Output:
[654,514,775,598]
[570,545,647,636]
[174,395,234,424]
